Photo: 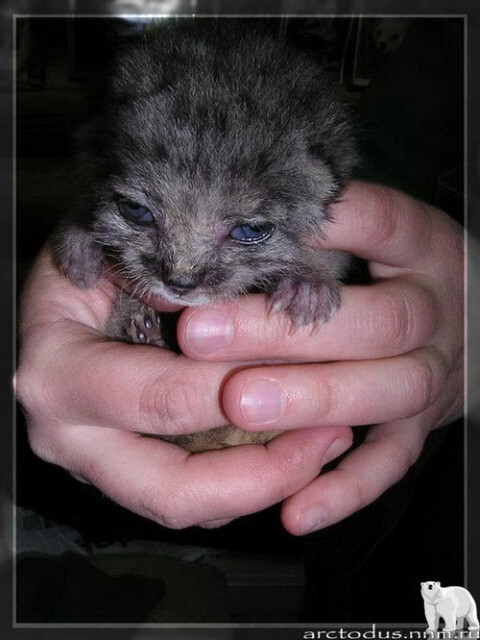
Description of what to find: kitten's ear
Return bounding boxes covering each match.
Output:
[50,221,104,288]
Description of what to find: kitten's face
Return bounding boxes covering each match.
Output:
[90,151,337,305]
[70,22,356,304]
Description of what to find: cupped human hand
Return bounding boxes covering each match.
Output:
[177,181,465,535]
[15,250,350,529]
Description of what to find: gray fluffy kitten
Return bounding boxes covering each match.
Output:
[52,19,357,452]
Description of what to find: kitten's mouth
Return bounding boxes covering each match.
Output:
[161,284,212,306]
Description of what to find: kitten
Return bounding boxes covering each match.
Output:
[51,19,357,452]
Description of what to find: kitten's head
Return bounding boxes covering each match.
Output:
[56,20,357,304]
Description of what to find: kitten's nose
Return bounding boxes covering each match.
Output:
[164,274,203,294]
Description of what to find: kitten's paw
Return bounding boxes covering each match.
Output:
[127,304,166,346]
[107,295,167,347]
[270,278,342,327]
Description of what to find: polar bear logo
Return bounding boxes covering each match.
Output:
[421,581,479,634]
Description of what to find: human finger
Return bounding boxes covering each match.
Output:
[41,422,351,529]
[178,276,437,363]
[221,347,448,430]
[320,182,462,272]
[16,324,233,438]
[280,420,428,535]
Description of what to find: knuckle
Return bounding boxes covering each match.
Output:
[376,425,426,479]
[375,288,413,352]
[395,437,422,473]
[363,186,399,249]
[138,370,201,436]
[15,364,42,415]
[139,483,191,530]
[311,376,333,424]
[15,367,61,465]
[275,443,305,477]
[26,427,51,462]
[377,289,415,350]
[409,281,439,343]
[373,281,438,353]
[16,361,75,466]
[25,418,59,465]
[162,377,198,434]
[406,352,442,415]
[345,469,369,512]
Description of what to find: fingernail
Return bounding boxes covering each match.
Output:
[185,310,234,354]
[301,506,329,535]
[239,378,287,425]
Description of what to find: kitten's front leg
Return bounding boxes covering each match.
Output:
[269,277,342,327]
[269,246,350,327]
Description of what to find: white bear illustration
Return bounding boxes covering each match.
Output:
[421,581,479,634]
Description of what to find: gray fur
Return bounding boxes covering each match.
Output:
[51,20,358,452]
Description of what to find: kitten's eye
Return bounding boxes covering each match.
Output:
[229,222,274,245]
[118,200,155,226]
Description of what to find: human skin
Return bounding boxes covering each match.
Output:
[15,182,464,534]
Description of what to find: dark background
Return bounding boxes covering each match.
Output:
[6,4,471,633]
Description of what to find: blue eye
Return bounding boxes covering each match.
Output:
[229,222,274,245]
[118,200,155,226]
